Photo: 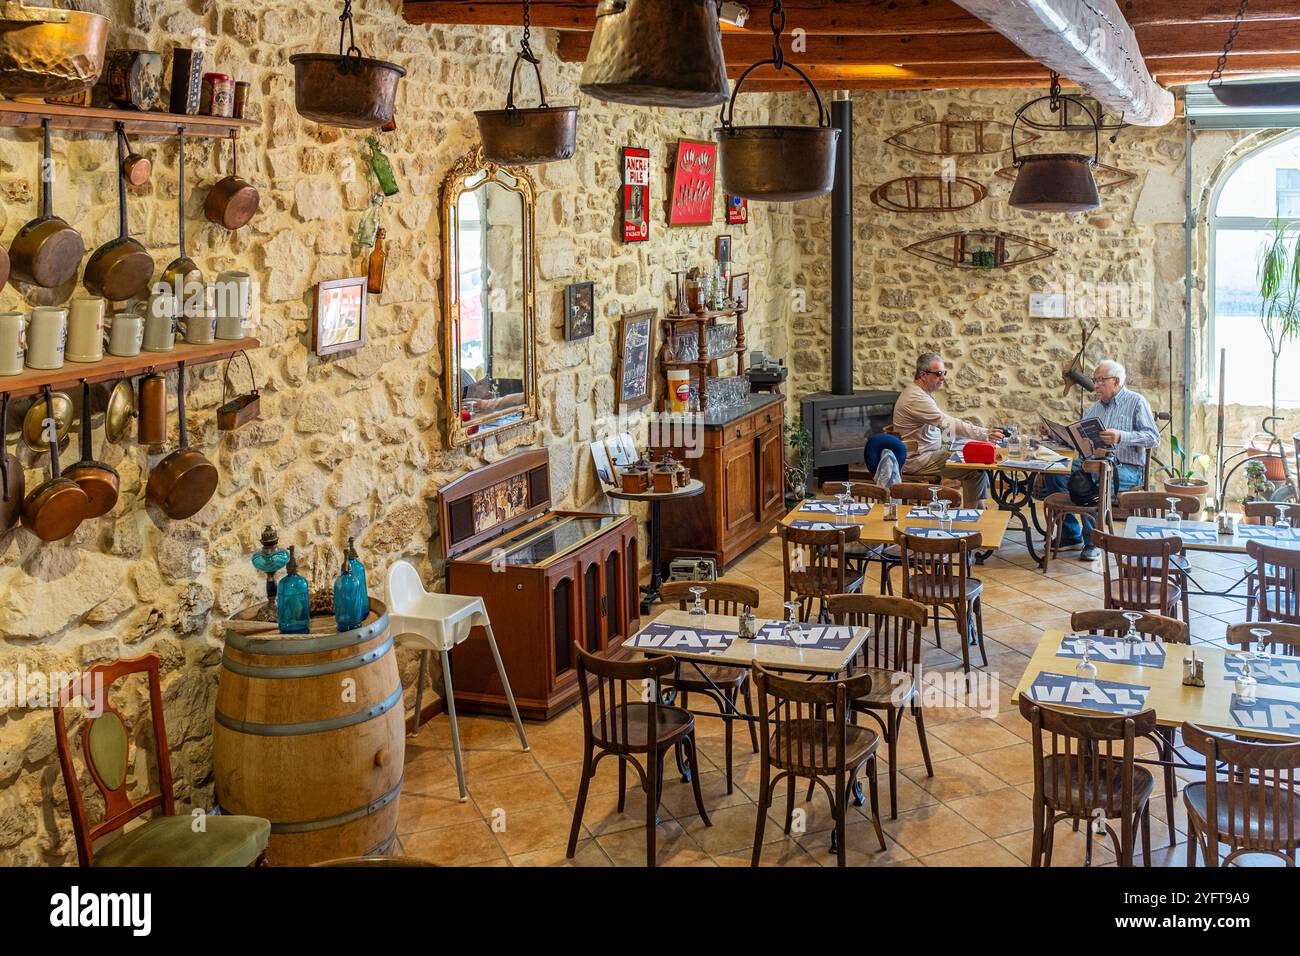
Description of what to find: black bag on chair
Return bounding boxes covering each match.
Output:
[1068,455,1119,507]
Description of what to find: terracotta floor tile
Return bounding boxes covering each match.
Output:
[492,803,585,857]
[401,819,506,866]
[906,755,1005,801]
[396,788,482,834]
[968,742,1036,786]
[595,818,715,867]
[927,716,1025,756]
[946,787,1034,838]
[510,838,612,867]
[920,839,1026,867]
[470,769,565,816]
[881,803,986,857]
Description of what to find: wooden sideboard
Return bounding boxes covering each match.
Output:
[439,449,640,720]
[648,393,786,571]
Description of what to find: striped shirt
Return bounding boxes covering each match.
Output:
[1083,387,1160,467]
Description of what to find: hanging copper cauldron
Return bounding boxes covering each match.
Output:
[716,64,838,203]
[580,0,729,108]
[1008,92,1101,213]
[290,0,404,130]
[0,0,108,98]
[475,7,577,167]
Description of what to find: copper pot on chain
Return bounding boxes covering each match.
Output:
[1008,91,1101,213]
[580,0,729,108]
[476,44,577,165]
[290,0,405,129]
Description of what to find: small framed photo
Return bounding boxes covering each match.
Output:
[615,309,657,411]
[716,234,732,264]
[564,280,595,341]
[311,277,368,357]
[730,272,750,312]
[590,440,616,488]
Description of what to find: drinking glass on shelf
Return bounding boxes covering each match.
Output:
[1276,505,1293,531]
[1165,498,1182,529]
[1122,611,1143,644]
[1075,639,1099,680]
[688,586,707,616]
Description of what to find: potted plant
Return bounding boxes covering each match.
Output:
[1163,434,1212,506]
[784,422,812,504]
[1249,217,1300,480]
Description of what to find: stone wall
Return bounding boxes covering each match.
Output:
[0,0,792,865]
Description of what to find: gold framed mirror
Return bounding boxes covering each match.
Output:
[440,145,538,448]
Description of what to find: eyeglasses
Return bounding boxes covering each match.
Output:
[1091,376,1117,385]
[925,369,948,379]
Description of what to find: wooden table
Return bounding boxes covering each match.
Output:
[777,498,1013,550]
[1013,629,1300,742]
[1118,515,1300,598]
[944,444,1075,568]
[608,480,705,614]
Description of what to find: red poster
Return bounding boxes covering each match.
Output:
[726,194,748,225]
[668,138,716,227]
[622,146,650,243]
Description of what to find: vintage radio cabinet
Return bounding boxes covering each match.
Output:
[439,449,640,720]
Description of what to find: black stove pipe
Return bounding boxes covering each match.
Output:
[831,93,853,397]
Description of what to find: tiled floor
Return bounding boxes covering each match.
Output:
[393,513,1257,867]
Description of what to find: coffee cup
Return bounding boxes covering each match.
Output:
[179,311,216,345]
[143,291,177,352]
[0,312,24,376]
[105,312,144,357]
[24,307,67,370]
[214,271,251,340]
[66,296,107,363]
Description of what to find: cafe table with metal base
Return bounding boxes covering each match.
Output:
[606,479,705,615]
[1119,516,1300,599]
[943,446,1075,569]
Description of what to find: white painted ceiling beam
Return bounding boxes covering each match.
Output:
[953,0,1176,126]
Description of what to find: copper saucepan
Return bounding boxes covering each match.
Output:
[83,123,154,302]
[8,119,83,289]
[121,129,151,186]
[146,362,217,520]
[64,380,118,518]
[20,384,88,541]
[1,391,24,533]
[205,132,259,231]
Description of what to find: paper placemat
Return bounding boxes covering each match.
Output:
[1134,524,1218,544]
[909,507,982,522]
[1228,694,1300,735]
[799,499,874,516]
[625,622,736,654]
[1237,525,1300,543]
[1222,653,1300,689]
[1025,671,1151,713]
[749,621,856,651]
[1056,634,1168,670]
[1001,459,1057,471]
[903,526,979,539]
[790,519,840,531]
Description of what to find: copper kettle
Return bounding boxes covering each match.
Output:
[580,0,729,108]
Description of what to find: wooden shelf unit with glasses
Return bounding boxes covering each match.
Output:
[658,306,746,413]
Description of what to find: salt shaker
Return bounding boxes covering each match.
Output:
[737,605,755,641]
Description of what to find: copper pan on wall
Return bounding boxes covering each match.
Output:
[0,0,108,98]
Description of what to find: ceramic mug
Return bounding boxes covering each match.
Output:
[24,307,67,370]
[214,271,251,340]
[105,312,144,357]
[66,296,107,363]
[179,311,216,345]
[0,312,24,376]
[143,290,177,352]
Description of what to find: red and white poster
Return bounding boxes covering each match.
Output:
[668,139,716,227]
[726,194,749,225]
[622,147,650,243]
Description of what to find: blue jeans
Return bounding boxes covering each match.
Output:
[1040,459,1144,543]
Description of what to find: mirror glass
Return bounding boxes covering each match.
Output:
[442,150,537,447]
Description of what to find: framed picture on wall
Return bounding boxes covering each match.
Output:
[311,276,368,357]
[730,273,750,312]
[716,234,732,264]
[726,194,749,224]
[615,308,657,411]
[621,146,650,242]
[564,280,595,341]
[668,139,716,227]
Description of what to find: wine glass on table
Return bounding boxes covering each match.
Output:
[1165,498,1182,530]
[1121,611,1143,645]
[1275,505,1293,531]
[783,601,803,646]
[1248,626,1272,667]
[688,586,707,616]
[1075,638,1099,681]
[835,481,853,527]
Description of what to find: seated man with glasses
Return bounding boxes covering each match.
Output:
[893,352,1004,507]
[1039,359,1159,560]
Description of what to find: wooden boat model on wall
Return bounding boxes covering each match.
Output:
[869,175,988,213]
[903,229,1056,271]
[884,119,1037,156]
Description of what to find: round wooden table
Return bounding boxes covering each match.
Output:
[607,479,705,614]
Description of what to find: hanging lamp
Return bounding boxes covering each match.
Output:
[1008,74,1101,213]
[715,1,839,202]
[290,0,405,129]
[1210,0,1300,108]
[475,0,578,165]
[580,0,730,108]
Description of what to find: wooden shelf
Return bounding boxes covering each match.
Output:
[662,348,743,368]
[0,337,261,399]
[665,307,746,323]
[0,101,258,139]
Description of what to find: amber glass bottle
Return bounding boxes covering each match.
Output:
[367,228,387,295]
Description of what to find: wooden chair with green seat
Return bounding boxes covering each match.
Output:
[658,579,761,795]
[53,654,270,867]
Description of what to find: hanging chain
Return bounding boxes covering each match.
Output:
[519,0,538,64]
[770,0,786,71]
[1048,71,1062,112]
[1210,0,1250,86]
[338,0,360,58]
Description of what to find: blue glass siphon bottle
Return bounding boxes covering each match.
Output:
[345,536,368,602]
[333,558,366,632]
[277,546,310,635]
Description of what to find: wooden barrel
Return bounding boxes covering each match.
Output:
[214,600,404,866]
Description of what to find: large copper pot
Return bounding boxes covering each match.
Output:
[476,52,577,166]
[1008,94,1101,213]
[716,61,838,203]
[580,0,729,108]
[290,52,405,130]
[0,0,107,98]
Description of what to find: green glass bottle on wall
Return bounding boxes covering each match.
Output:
[366,136,399,197]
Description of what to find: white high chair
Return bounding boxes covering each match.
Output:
[386,561,530,801]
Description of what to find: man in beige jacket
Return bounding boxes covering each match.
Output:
[893,352,1004,507]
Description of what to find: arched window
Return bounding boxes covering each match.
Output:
[1210,132,1300,408]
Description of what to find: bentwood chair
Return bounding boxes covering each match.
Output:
[1019,695,1156,867]
[1227,621,1300,656]
[829,593,934,817]
[779,523,864,623]
[1246,540,1300,626]
[387,561,530,802]
[1116,491,1199,621]
[53,654,270,867]
[831,481,891,589]
[1071,608,1187,843]
[1181,722,1300,867]
[876,482,962,594]
[659,579,761,794]
[1243,504,1300,621]
[896,528,988,673]
[1042,459,1113,571]
[750,664,885,867]
[1094,529,1185,621]
[566,646,710,867]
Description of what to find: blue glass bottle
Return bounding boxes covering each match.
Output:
[344,537,368,602]
[333,559,366,632]
[277,546,310,635]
